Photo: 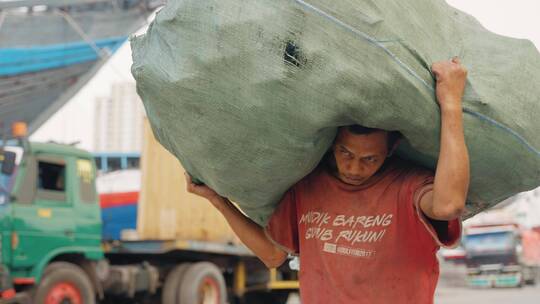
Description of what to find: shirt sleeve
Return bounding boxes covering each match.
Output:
[408,170,462,249]
[264,187,300,255]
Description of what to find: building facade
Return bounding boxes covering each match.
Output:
[94,82,145,153]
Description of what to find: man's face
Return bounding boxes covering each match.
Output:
[332,128,390,186]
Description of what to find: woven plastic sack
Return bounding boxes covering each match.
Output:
[132,0,540,225]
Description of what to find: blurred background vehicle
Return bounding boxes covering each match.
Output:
[440,245,466,265]
[463,222,540,288]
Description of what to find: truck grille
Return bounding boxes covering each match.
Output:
[466,253,517,268]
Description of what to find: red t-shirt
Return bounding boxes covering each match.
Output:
[265,157,461,304]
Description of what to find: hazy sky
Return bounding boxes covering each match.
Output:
[447,0,540,46]
[31,0,540,150]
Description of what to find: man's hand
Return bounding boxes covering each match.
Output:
[185,173,224,206]
[431,57,468,111]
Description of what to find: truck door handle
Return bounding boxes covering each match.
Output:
[64,230,74,237]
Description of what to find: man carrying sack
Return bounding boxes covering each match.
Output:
[186,58,469,304]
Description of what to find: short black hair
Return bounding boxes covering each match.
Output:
[343,125,401,150]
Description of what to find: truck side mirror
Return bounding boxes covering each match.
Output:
[1,151,16,175]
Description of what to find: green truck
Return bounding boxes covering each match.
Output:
[0,132,297,304]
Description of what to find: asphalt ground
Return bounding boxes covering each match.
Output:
[435,283,540,304]
[435,260,540,304]
[287,259,540,303]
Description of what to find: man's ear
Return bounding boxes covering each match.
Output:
[387,137,402,157]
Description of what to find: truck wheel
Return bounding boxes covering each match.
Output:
[524,267,537,285]
[242,291,290,304]
[33,262,95,304]
[162,263,191,304]
[178,262,226,304]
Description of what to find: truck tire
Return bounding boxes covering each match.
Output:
[242,291,289,304]
[524,267,537,285]
[162,263,191,304]
[33,262,95,304]
[178,262,226,304]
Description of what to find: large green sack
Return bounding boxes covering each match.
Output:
[132,0,540,225]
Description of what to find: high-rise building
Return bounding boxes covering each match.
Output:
[94,82,145,153]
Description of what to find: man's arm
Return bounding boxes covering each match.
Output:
[185,173,288,268]
[420,58,470,221]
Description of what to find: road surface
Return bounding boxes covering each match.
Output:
[286,260,540,303]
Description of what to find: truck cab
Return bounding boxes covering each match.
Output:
[0,141,104,302]
[0,125,299,304]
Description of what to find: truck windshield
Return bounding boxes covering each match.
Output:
[464,231,515,253]
[0,172,16,193]
[0,149,19,197]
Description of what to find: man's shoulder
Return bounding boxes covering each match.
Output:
[282,167,327,200]
[295,166,327,185]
